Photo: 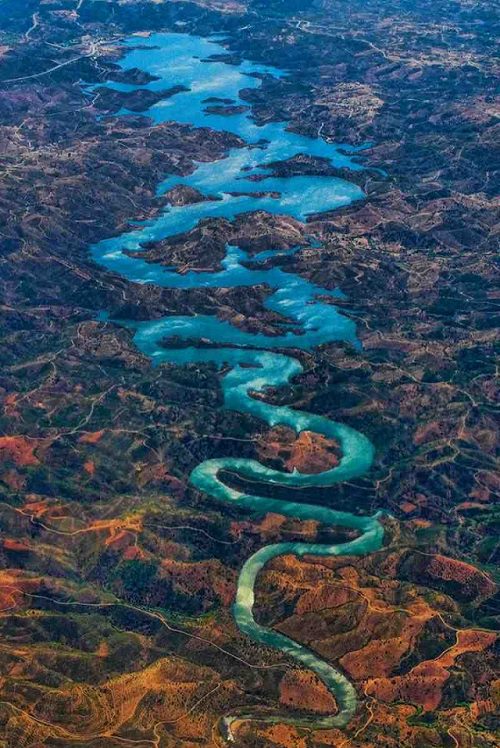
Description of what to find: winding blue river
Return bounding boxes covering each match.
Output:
[91,32,385,736]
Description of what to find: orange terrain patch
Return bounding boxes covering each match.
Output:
[279,669,338,714]
[83,460,95,476]
[78,430,105,444]
[3,538,31,552]
[365,627,497,711]
[258,425,340,474]
[425,553,496,600]
[258,724,307,748]
[0,436,39,466]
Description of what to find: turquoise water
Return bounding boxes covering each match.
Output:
[90,32,385,734]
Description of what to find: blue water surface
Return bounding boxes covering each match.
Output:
[88,32,385,735]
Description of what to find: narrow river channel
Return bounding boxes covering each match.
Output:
[90,31,385,736]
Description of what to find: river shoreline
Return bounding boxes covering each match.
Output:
[89,30,385,736]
